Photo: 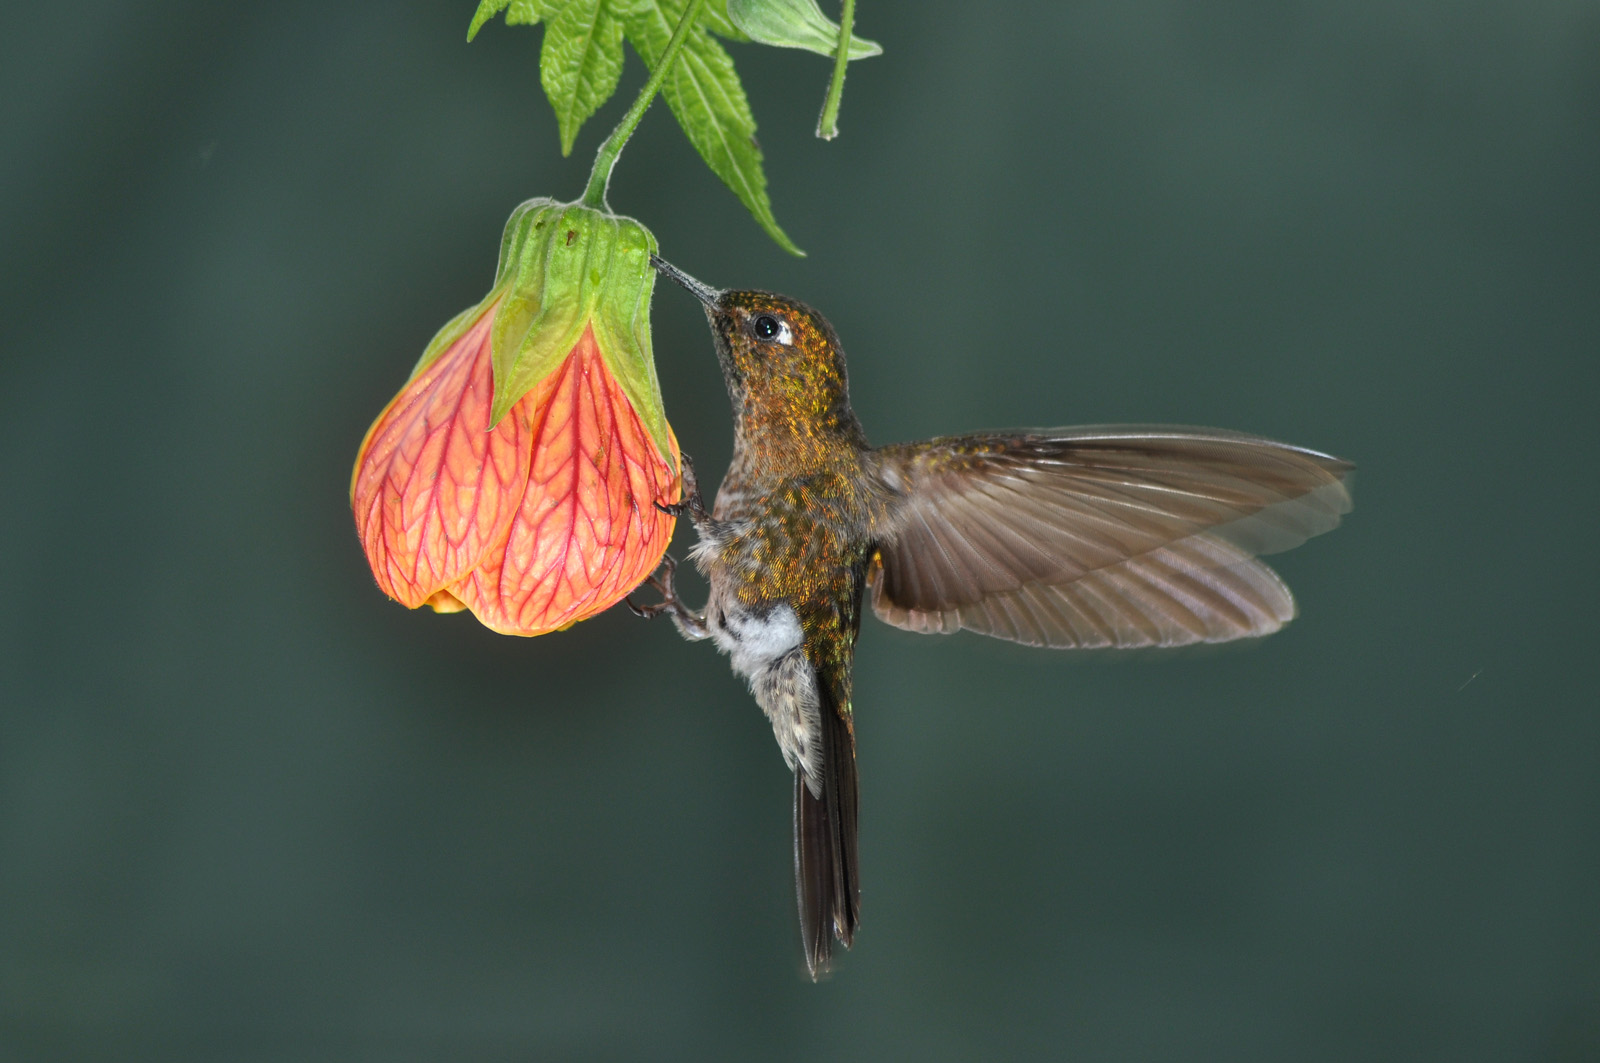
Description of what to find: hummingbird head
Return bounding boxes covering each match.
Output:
[652,257,865,453]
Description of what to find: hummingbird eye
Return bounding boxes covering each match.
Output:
[751,314,791,344]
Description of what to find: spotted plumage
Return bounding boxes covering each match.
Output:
[636,260,1353,978]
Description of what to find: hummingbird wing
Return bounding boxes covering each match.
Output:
[868,427,1352,648]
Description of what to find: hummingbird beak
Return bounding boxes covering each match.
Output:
[650,255,723,310]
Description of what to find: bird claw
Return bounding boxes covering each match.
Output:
[624,552,710,640]
[655,454,707,519]
[626,554,681,620]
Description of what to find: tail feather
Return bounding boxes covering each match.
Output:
[794,691,859,979]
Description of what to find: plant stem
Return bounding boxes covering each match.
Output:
[581,0,708,209]
[815,0,856,140]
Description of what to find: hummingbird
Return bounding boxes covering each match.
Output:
[635,257,1352,978]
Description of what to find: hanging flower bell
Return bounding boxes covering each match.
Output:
[351,199,680,636]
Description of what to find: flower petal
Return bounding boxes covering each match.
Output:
[424,589,469,614]
[451,324,680,635]
[351,301,532,607]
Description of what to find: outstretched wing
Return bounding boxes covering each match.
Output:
[868,427,1352,648]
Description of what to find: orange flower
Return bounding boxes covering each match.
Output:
[351,200,680,635]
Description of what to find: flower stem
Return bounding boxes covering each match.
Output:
[815,0,856,140]
[581,0,708,209]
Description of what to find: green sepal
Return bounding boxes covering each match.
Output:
[485,200,675,469]
[586,215,674,471]
[401,197,557,381]
[726,0,880,59]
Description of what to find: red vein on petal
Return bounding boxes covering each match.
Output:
[452,325,678,635]
[350,303,529,607]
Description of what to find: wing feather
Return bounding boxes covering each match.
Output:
[869,427,1350,648]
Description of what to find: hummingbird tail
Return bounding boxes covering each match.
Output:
[794,689,860,980]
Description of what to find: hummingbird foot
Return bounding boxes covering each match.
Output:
[655,454,709,521]
[624,553,710,640]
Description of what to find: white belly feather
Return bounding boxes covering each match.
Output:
[710,602,824,788]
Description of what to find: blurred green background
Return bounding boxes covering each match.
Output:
[3,2,1598,1059]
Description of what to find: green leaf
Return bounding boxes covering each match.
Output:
[507,0,548,25]
[726,0,880,59]
[621,0,803,255]
[468,0,511,40]
[467,0,550,41]
[699,1,750,42]
[541,1,627,156]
